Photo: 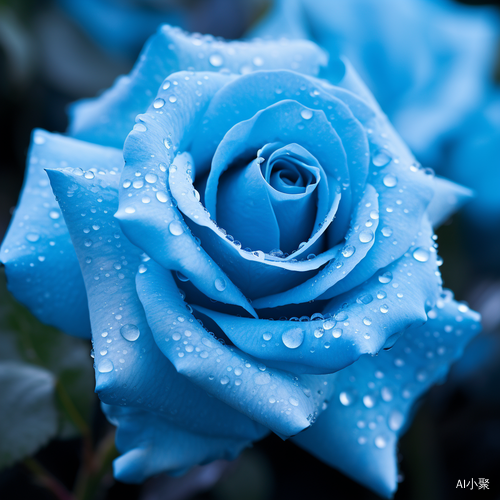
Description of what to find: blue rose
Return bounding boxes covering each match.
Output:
[252,0,500,166]
[1,26,481,497]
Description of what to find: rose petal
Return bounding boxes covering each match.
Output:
[68,26,327,148]
[103,404,258,483]
[0,130,124,338]
[194,217,440,375]
[137,260,337,439]
[116,71,256,317]
[292,294,481,497]
[426,176,473,228]
[252,183,379,309]
[46,163,265,441]
[169,152,341,300]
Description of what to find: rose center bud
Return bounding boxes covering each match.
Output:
[216,143,321,254]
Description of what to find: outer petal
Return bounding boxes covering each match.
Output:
[47,155,266,441]
[0,130,126,337]
[292,293,481,497]
[103,404,257,483]
[196,218,441,375]
[68,25,327,148]
[426,176,473,228]
[137,260,337,439]
[116,71,256,317]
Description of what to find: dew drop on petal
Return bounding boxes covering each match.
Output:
[301,109,313,120]
[282,328,304,349]
[378,271,393,284]
[412,247,430,262]
[120,324,140,341]
[372,150,391,167]
[97,359,114,373]
[359,230,374,243]
[209,54,223,67]
[339,391,355,406]
[214,278,226,291]
[169,221,183,236]
[26,232,40,243]
[383,174,397,187]
[153,98,165,109]
[156,191,168,203]
[342,245,355,258]
[145,173,158,184]
[388,410,404,431]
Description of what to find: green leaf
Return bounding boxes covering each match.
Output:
[0,268,95,440]
[0,361,58,468]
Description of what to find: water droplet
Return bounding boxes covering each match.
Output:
[301,109,313,120]
[378,271,393,284]
[84,239,93,247]
[359,230,374,243]
[123,180,131,188]
[120,324,140,341]
[125,206,136,214]
[214,278,226,291]
[49,210,60,220]
[381,226,393,238]
[289,397,299,407]
[133,123,147,132]
[342,245,355,258]
[388,410,404,431]
[357,293,373,304]
[84,171,95,180]
[323,319,335,330]
[220,376,230,385]
[332,328,342,338]
[209,54,223,67]
[162,80,171,90]
[156,191,168,203]
[282,328,304,349]
[380,304,389,313]
[412,247,430,262]
[314,329,323,338]
[363,317,372,326]
[145,173,158,184]
[98,359,114,373]
[381,387,393,402]
[339,391,355,406]
[25,232,40,243]
[363,394,376,408]
[375,436,387,449]
[153,98,165,109]
[383,174,397,187]
[372,150,391,167]
[138,264,147,274]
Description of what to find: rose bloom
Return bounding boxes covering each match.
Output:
[1,26,480,497]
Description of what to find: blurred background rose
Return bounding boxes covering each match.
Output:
[1,1,499,499]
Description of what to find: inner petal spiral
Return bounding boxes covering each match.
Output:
[216,143,322,254]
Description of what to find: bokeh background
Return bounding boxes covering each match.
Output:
[1,0,500,499]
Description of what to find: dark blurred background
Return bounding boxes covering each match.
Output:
[1,1,500,499]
